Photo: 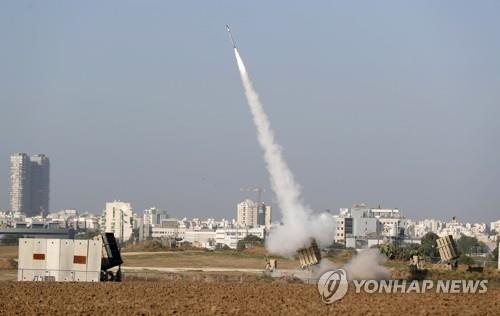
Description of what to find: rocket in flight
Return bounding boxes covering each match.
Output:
[226,24,236,48]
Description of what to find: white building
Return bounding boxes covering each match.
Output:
[0,211,26,227]
[103,201,134,243]
[152,226,186,239]
[334,216,350,243]
[143,207,169,228]
[236,199,271,228]
[215,227,265,249]
[413,219,444,238]
[184,230,217,249]
[340,204,379,238]
[151,225,266,250]
[490,220,500,234]
[334,204,415,245]
[74,213,100,230]
[9,153,50,217]
[412,217,496,243]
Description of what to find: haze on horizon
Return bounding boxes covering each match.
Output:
[1,1,499,222]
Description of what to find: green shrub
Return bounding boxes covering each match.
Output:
[457,254,475,265]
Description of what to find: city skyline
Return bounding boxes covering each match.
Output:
[2,151,498,223]
[1,2,499,222]
[2,198,497,250]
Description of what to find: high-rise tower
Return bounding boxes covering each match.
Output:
[9,153,31,214]
[236,199,271,228]
[30,154,50,216]
[9,153,50,216]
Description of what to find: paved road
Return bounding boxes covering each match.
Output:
[121,251,179,256]
[121,266,265,273]
[120,266,317,283]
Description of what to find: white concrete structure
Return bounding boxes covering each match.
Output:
[237,199,271,228]
[17,238,102,282]
[143,207,169,228]
[9,153,50,217]
[76,214,100,230]
[0,211,26,226]
[215,227,265,249]
[184,230,217,249]
[370,208,400,218]
[334,216,348,243]
[342,204,379,238]
[370,207,413,238]
[412,217,496,243]
[152,226,186,239]
[490,220,500,234]
[334,204,417,246]
[151,224,266,250]
[9,153,31,214]
[436,218,489,242]
[45,210,100,230]
[103,201,133,243]
[413,219,444,238]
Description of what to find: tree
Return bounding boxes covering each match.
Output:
[402,243,422,260]
[237,234,263,251]
[378,243,423,261]
[378,243,397,260]
[457,254,475,265]
[456,235,488,255]
[420,232,439,260]
[489,242,498,263]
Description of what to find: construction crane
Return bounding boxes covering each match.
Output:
[239,187,265,205]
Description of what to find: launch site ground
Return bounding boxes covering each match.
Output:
[0,280,499,315]
[1,245,499,314]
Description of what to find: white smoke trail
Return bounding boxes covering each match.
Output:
[342,249,389,280]
[303,250,389,281]
[233,48,335,257]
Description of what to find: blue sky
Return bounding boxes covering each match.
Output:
[1,1,499,222]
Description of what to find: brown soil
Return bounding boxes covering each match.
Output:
[123,240,174,252]
[0,246,17,270]
[0,246,18,259]
[241,245,267,256]
[0,259,16,270]
[0,280,498,315]
[122,250,300,269]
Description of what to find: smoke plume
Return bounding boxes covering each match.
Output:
[342,249,389,280]
[233,48,335,257]
[307,250,389,281]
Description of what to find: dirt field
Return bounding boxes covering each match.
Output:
[1,245,299,269]
[122,250,299,269]
[0,246,17,259]
[0,280,498,315]
[0,246,17,274]
[1,245,499,314]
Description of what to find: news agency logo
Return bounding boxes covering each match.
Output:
[317,269,349,304]
[317,269,489,304]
